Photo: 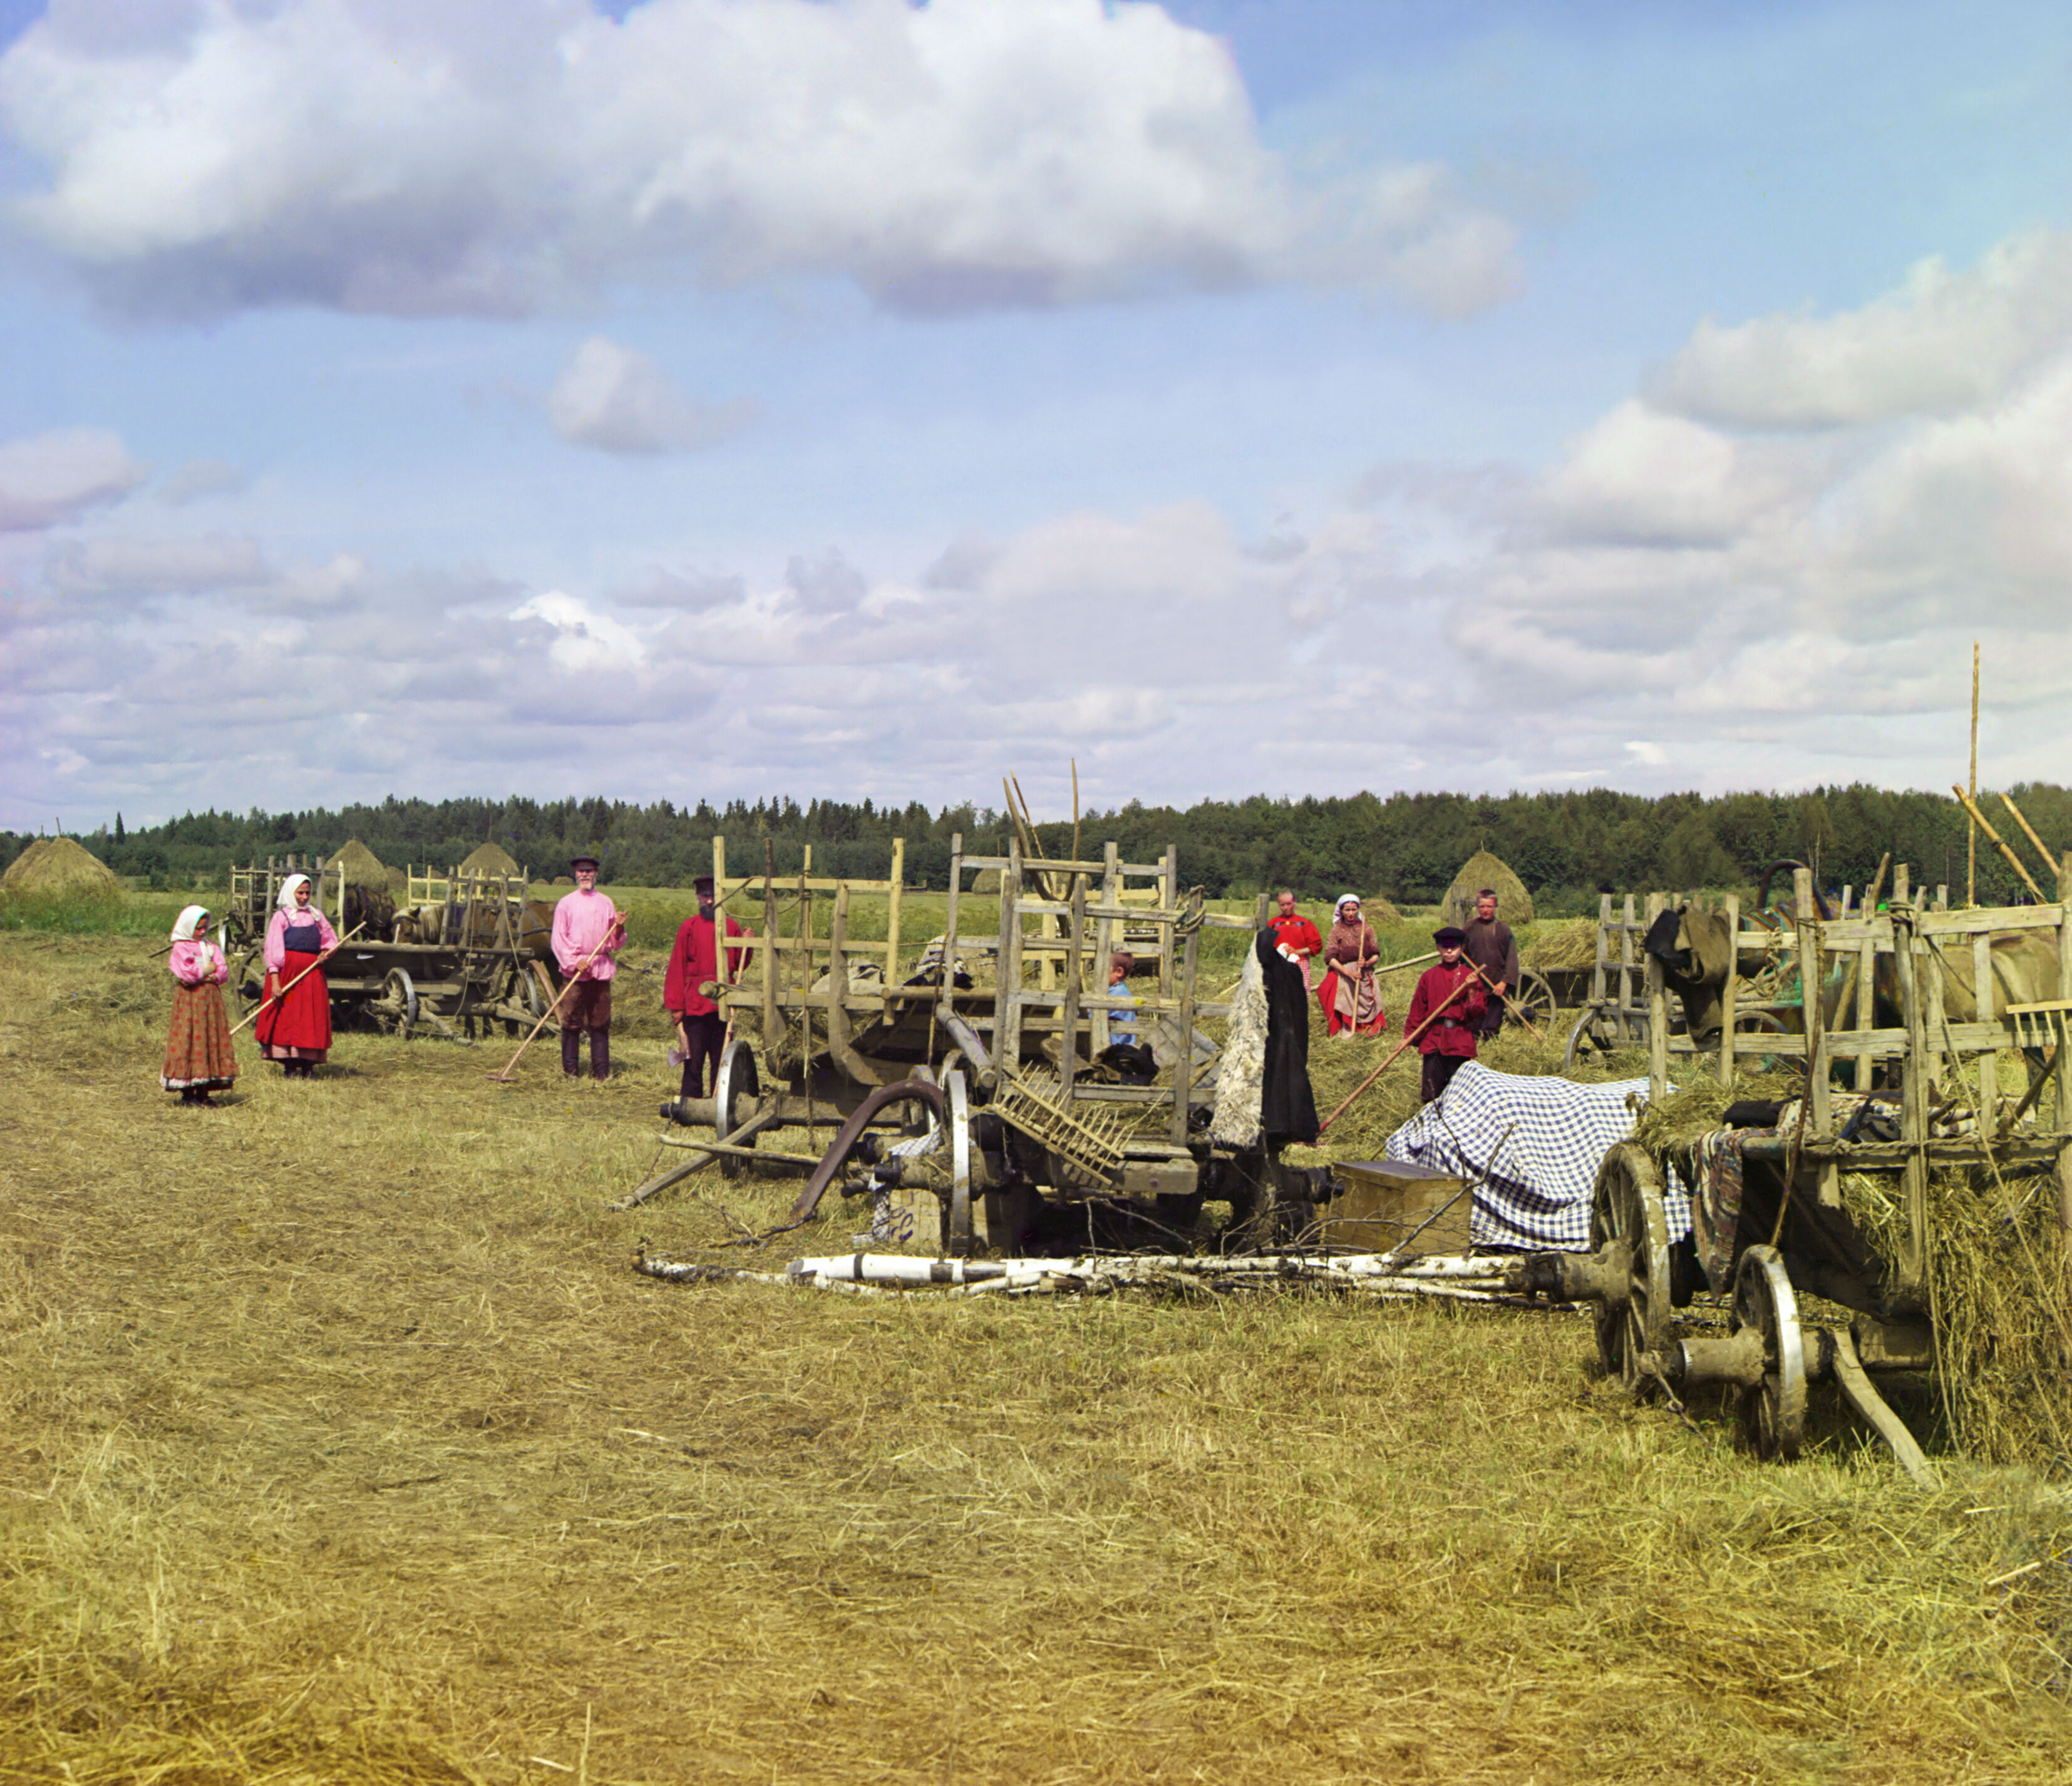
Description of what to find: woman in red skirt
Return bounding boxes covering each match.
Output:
[162,904,237,1105]
[255,873,336,1077]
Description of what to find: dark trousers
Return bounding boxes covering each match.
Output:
[1420,1050,1470,1105]
[678,1011,726,1098]
[559,978,612,1080]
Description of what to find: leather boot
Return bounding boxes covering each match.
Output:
[562,1029,582,1078]
[591,1028,611,1081]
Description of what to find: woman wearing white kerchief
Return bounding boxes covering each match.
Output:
[254,874,336,1077]
[161,904,237,1105]
[1318,894,1387,1038]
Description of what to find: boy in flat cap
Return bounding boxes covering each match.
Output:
[1405,926,1487,1107]
[663,874,755,1102]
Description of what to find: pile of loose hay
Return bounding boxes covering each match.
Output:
[458,840,522,878]
[1442,849,1534,928]
[1628,1071,1800,1155]
[1,837,122,896]
[1848,1165,2072,1470]
[1523,915,1600,973]
[321,837,388,887]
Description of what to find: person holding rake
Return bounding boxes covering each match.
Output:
[552,854,624,1081]
[255,873,336,1078]
[1405,926,1488,1106]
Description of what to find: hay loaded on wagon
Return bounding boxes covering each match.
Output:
[225,845,555,1041]
[1510,864,2072,1474]
[640,834,1339,1252]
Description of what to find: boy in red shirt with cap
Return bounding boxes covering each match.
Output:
[1405,926,1487,1106]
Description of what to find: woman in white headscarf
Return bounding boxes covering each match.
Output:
[254,873,337,1077]
[1318,893,1388,1038]
[161,904,237,1105]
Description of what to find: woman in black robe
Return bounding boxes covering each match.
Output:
[1256,927,1320,1146]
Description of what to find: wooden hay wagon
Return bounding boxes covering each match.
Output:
[1521,864,2072,1475]
[226,857,553,1041]
[647,833,1327,1254]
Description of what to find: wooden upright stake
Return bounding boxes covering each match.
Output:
[1969,639,1980,907]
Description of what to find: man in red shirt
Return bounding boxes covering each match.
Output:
[1267,889,1323,990]
[1405,926,1488,1106]
[663,875,755,1102]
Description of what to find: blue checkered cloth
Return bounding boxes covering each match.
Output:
[1383,1061,1692,1251]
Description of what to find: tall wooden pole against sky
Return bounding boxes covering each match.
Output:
[1968,641,1980,908]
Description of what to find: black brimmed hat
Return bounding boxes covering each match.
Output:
[1434,926,1468,947]
[693,874,715,894]
[570,854,600,872]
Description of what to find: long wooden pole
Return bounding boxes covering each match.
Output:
[229,924,365,1036]
[486,914,622,1081]
[1317,976,1478,1135]
[1952,785,2047,904]
[1466,958,1543,1040]
[1997,791,2058,892]
[1969,640,1980,907]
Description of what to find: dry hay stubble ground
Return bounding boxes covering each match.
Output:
[3,929,2071,1783]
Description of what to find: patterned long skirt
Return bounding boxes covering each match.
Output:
[162,981,239,1091]
[255,951,332,1061]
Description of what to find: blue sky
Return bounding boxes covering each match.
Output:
[3,0,2071,830]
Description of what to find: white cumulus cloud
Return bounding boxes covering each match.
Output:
[0,427,146,532]
[547,336,753,455]
[1649,230,2072,430]
[511,589,646,673]
[0,0,1519,320]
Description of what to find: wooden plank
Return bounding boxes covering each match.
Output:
[998,840,1024,1069]
[1617,892,1635,1046]
[1646,891,1669,1105]
[1158,847,1178,1005]
[2059,853,2072,1137]
[1921,904,2066,935]
[1973,927,1997,1119]
[1719,892,1740,1090]
[1059,879,1086,1097]
[887,837,905,982]
[1593,892,1610,1016]
[1172,921,1201,1145]
[1092,842,1118,1053]
[1795,868,1831,1144]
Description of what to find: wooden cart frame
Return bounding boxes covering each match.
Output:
[662,832,1304,1253]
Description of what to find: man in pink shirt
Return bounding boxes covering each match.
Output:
[552,854,624,1081]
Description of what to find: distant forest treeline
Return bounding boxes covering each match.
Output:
[7,784,2069,913]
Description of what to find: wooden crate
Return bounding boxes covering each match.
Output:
[1317,1160,1472,1256]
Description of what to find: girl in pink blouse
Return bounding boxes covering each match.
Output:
[255,874,338,1076]
[162,904,237,1105]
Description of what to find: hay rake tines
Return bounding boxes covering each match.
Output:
[993,1066,1131,1185]
[2005,998,2072,1052]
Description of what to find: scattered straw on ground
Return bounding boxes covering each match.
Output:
[4,925,2071,1782]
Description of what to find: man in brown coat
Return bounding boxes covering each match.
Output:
[1462,888,1519,1042]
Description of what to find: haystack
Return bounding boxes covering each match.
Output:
[1,836,123,896]
[460,841,522,879]
[322,837,388,887]
[1443,850,1533,928]
[1523,916,1598,973]
[384,865,409,896]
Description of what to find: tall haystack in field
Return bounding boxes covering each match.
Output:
[384,865,409,896]
[1,836,123,896]
[322,838,388,887]
[459,841,522,879]
[1356,892,1403,924]
[1443,849,1534,929]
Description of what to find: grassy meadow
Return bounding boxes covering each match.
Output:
[3,892,2070,1784]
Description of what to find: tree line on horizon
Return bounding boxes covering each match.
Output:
[6,783,2068,914]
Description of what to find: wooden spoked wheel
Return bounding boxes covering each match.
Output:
[1589,1142,1671,1396]
[373,967,418,1040]
[714,1037,760,1181]
[1731,1244,1807,1461]
[1512,969,1557,1031]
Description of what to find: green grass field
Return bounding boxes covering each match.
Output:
[3,896,2069,1783]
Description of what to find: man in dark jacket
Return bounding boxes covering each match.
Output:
[1462,888,1519,1042]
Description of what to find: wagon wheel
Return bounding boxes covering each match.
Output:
[1512,968,1557,1030]
[1730,1244,1807,1461]
[713,1036,761,1181]
[1589,1142,1671,1396]
[373,967,418,1040]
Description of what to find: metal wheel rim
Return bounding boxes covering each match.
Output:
[1731,1244,1807,1460]
[714,1036,758,1181]
[1590,1142,1670,1395]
